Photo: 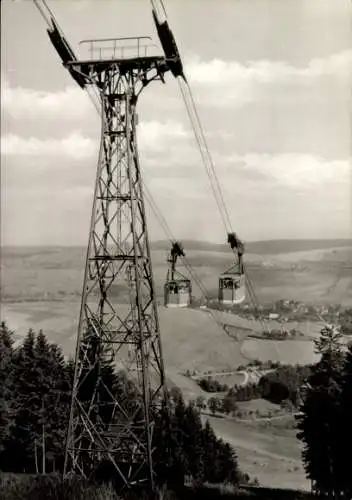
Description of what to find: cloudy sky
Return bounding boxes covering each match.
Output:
[1,0,351,245]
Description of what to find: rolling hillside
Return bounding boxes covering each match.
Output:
[2,239,351,305]
[151,238,352,254]
[2,239,348,492]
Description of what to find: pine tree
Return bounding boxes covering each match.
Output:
[296,324,345,498]
[34,331,70,471]
[338,344,352,498]
[313,324,344,362]
[5,328,39,472]
[153,399,185,489]
[201,420,219,482]
[182,402,204,482]
[2,329,70,473]
[216,441,240,485]
[0,322,15,454]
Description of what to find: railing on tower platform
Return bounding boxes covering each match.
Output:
[79,36,160,61]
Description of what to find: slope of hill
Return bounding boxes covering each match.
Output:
[1,239,350,492]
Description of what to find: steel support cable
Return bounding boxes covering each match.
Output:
[177,78,268,331]
[83,67,265,339]
[73,79,227,336]
[177,80,232,234]
[33,0,102,116]
[149,0,268,331]
[32,0,259,342]
[33,0,51,24]
[139,177,234,334]
[34,0,266,337]
[181,80,233,233]
[182,84,267,329]
[34,0,260,331]
[177,79,267,325]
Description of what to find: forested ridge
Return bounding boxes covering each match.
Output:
[1,322,352,499]
[0,322,248,497]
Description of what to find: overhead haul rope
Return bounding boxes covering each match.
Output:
[142,181,243,338]
[177,76,268,333]
[149,0,268,333]
[177,80,233,235]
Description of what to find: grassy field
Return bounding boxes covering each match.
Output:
[204,414,309,491]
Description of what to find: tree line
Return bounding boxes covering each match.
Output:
[0,322,249,490]
[2,321,352,497]
[198,364,312,408]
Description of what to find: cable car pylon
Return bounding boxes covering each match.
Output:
[33,0,187,489]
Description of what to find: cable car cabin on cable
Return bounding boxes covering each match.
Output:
[218,233,246,305]
[164,242,192,308]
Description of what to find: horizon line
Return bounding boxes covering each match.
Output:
[1,237,352,249]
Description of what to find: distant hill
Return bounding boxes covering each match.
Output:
[151,239,352,255]
[2,239,351,260]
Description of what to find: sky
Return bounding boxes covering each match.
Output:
[1,0,351,245]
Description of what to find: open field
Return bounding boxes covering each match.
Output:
[204,414,309,491]
[241,339,320,365]
[1,301,322,370]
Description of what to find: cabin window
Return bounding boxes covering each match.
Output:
[168,283,178,294]
[220,278,234,290]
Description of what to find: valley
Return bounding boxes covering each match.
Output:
[1,239,351,490]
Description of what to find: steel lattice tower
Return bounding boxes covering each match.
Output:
[62,37,171,489]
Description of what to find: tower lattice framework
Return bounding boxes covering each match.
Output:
[64,42,169,489]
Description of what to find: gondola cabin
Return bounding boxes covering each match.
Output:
[219,232,246,305]
[164,241,192,308]
[164,278,192,308]
[218,267,245,305]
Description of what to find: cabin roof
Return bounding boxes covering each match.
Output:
[165,278,191,285]
[220,271,242,278]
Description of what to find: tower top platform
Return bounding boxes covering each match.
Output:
[78,36,161,61]
[64,36,168,88]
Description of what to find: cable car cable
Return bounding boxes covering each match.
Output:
[152,0,269,332]
[177,80,232,235]
[32,0,265,342]
[34,0,258,328]
[177,79,266,326]
[178,79,233,234]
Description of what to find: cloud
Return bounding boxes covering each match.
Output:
[1,132,97,160]
[3,50,351,125]
[222,153,351,190]
[1,119,191,161]
[1,76,94,121]
[185,50,352,108]
[137,120,190,152]
[186,50,352,86]
[3,125,350,199]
